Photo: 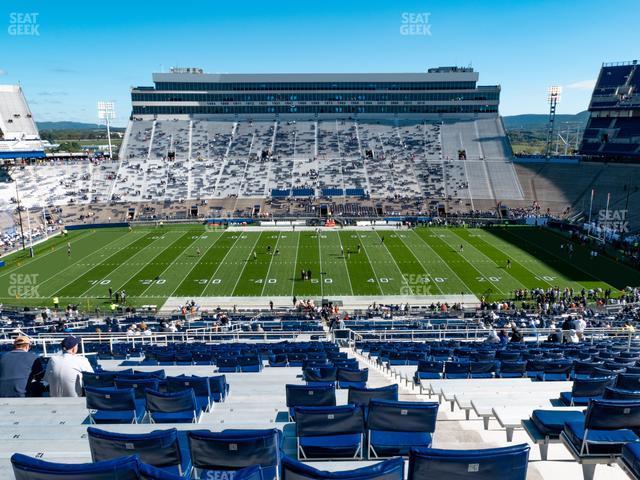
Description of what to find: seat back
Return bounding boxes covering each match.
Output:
[408,444,530,480]
[85,387,136,412]
[303,367,338,383]
[603,387,640,400]
[286,384,336,408]
[295,405,364,437]
[114,378,160,398]
[444,362,469,378]
[11,453,178,480]
[209,375,228,396]
[571,377,615,397]
[187,428,281,472]
[616,373,640,391]
[584,399,640,430]
[281,455,404,480]
[367,400,438,433]
[337,368,368,383]
[145,388,197,413]
[416,361,443,373]
[87,427,182,469]
[166,375,211,397]
[82,372,116,389]
[347,385,399,407]
[132,370,167,379]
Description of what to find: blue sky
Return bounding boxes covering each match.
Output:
[1,0,638,126]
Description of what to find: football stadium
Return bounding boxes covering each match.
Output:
[1,2,640,479]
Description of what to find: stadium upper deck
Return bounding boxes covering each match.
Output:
[0,85,44,160]
[580,60,640,160]
[130,67,500,120]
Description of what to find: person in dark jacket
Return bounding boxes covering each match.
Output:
[510,326,524,343]
[0,336,37,397]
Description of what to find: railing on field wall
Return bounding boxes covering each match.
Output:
[346,327,636,347]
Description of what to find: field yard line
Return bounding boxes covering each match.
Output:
[445,229,525,287]
[260,233,281,296]
[335,231,354,296]
[463,230,558,290]
[0,229,95,280]
[395,233,444,295]
[79,231,185,298]
[290,232,300,297]
[230,233,262,296]
[411,230,475,295]
[437,231,508,296]
[165,232,227,299]
[373,231,416,295]
[358,233,384,295]
[122,230,202,298]
[25,230,144,299]
[197,233,245,296]
[137,231,219,298]
[317,233,324,298]
[501,229,594,291]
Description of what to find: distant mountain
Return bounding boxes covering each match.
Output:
[503,111,590,130]
[36,121,125,132]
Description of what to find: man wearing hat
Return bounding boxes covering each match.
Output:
[43,335,93,397]
[0,336,37,397]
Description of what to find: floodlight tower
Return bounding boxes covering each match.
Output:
[545,86,562,157]
[97,101,116,159]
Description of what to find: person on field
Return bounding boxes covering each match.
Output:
[0,336,37,397]
[44,336,93,397]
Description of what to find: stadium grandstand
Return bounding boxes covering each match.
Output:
[0,85,44,161]
[580,61,640,161]
[3,63,640,480]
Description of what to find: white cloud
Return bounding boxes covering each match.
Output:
[565,79,596,90]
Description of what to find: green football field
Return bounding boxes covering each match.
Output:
[0,225,638,310]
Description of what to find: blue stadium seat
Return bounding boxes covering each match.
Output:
[82,371,117,389]
[347,384,398,408]
[11,453,182,480]
[165,375,212,412]
[208,375,230,402]
[414,361,443,384]
[87,426,191,477]
[281,455,404,480]
[499,361,527,378]
[559,377,615,406]
[295,404,365,459]
[337,368,368,389]
[616,373,640,391]
[604,386,640,400]
[304,366,338,386]
[217,357,240,372]
[618,442,640,480]
[523,409,586,460]
[443,361,469,379]
[85,386,145,424]
[469,361,496,379]
[408,444,530,480]
[146,388,202,423]
[188,428,282,480]
[561,399,640,480]
[286,384,336,420]
[366,400,438,457]
[114,377,161,399]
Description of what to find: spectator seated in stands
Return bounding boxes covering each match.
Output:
[0,336,37,398]
[44,335,94,397]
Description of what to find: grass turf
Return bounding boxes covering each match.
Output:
[0,225,638,310]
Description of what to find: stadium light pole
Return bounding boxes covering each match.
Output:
[545,86,562,158]
[11,170,27,252]
[97,101,116,159]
